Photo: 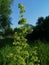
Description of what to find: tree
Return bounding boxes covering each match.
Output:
[36,16,49,41]
[0,0,13,31]
[26,16,49,41]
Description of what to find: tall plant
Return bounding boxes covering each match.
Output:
[18,3,26,25]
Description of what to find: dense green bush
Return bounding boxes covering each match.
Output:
[0,31,49,65]
[34,40,49,65]
[0,32,40,65]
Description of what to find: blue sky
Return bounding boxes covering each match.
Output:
[11,0,49,28]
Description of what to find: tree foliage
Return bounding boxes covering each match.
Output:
[26,16,49,41]
[0,0,13,30]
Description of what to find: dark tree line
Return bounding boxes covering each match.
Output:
[0,0,13,32]
[26,16,49,42]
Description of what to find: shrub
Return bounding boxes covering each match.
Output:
[34,40,49,65]
[0,32,40,65]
